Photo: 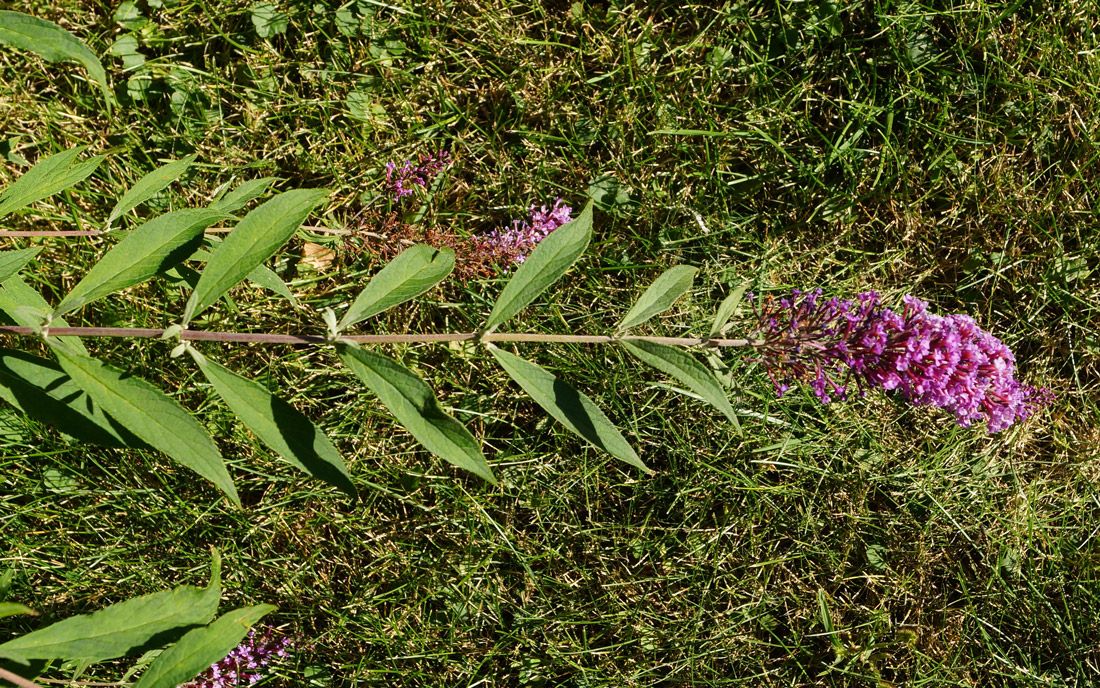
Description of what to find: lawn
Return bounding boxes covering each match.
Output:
[0,1,1097,686]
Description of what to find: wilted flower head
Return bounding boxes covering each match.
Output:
[183,628,296,687]
[383,150,452,201]
[470,199,572,269]
[748,289,1053,433]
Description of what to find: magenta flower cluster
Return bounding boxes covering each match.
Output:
[383,151,451,201]
[471,199,573,268]
[184,628,295,687]
[748,289,1052,433]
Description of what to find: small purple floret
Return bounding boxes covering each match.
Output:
[472,199,572,268]
[383,150,451,201]
[183,628,296,688]
[749,289,1053,433]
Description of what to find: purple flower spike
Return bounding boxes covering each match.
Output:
[471,199,572,269]
[382,150,452,201]
[183,628,297,688]
[749,290,1053,433]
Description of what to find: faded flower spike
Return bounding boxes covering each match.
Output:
[383,150,452,201]
[748,289,1053,433]
[471,198,572,268]
[184,628,296,687]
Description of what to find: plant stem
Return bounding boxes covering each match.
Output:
[0,666,44,688]
[0,325,759,348]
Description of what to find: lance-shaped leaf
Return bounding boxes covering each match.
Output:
[0,11,114,114]
[0,276,88,355]
[338,245,454,331]
[48,342,239,506]
[617,265,697,332]
[107,155,197,226]
[0,552,221,662]
[55,209,224,316]
[189,349,355,498]
[183,188,328,325]
[184,244,297,305]
[0,247,40,283]
[133,605,275,688]
[0,347,141,448]
[486,201,593,331]
[0,603,34,620]
[244,263,297,306]
[487,345,651,474]
[338,344,497,485]
[0,147,105,219]
[620,339,741,436]
[208,177,278,214]
[709,280,749,338]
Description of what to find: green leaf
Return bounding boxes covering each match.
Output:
[620,339,741,435]
[0,347,139,448]
[133,605,275,688]
[0,248,40,283]
[56,209,224,316]
[709,281,749,338]
[0,568,12,601]
[181,242,296,305]
[189,350,355,498]
[617,265,697,331]
[208,177,278,214]
[0,603,35,619]
[338,245,454,331]
[338,345,497,485]
[48,342,239,506]
[107,155,197,226]
[0,552,221,662]
[0,276,88,355]
[0,11,114,114]
[0,147,104,219]
[183,188,328,325]
[486,201,592,331]
[251,2,288,38]
[487,345,650,474]
[245,263,298,306]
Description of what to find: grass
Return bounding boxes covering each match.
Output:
[1,0,1098,686]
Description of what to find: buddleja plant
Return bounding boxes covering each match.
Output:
[0,144,1054,685]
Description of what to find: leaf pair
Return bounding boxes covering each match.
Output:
[0,553,275,688]
[483,203,652,472]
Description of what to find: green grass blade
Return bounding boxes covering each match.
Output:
[190,349,355,498]
[183,188,328,325]
[620,339,741,436]
[338,344,497,485]
[709,281,749,338]
[0,347,140,448]
[55,209,224,316]
[207,177,279,214]
[132,605,275,688]
[0,147,104,219]
[47,342,239,506]
[486,201,592,331]
[487,345,651,474]
[0,248,40,283]
[0,276,88,355]
[0,552,220,661]
[107,155,197,226]
[0,11,114,114]
[617,265,697,332]
[338,245,454,331]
